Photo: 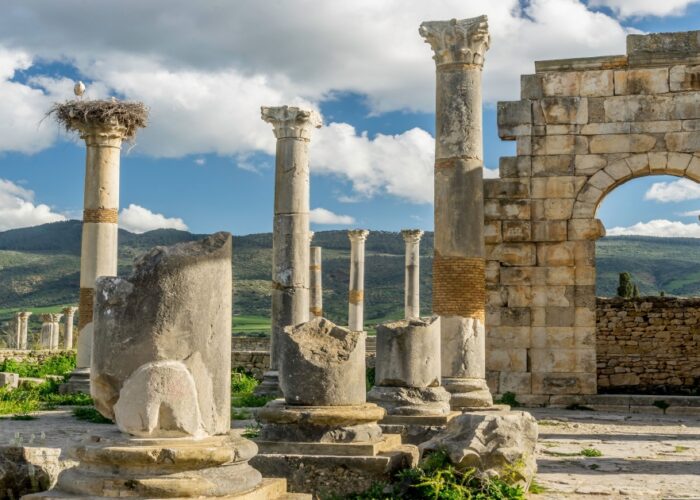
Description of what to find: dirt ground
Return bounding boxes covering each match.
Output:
[529,408,700,499]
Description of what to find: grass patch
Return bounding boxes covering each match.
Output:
[496,392,521,407]
[0,352,76,378]
[580,448,603,457]
[0,378,92,418]
[338,450,525,499]
[674,445,690,452]
[231,370,274,412]
[242,424,262,439]
[537,420,564,426]
[529,478,547,494]
[72,406,113,424]
[232,409,252,420]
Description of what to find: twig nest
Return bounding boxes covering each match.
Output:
[49,99,148,139]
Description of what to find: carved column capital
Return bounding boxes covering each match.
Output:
[419,16,490,67]
[261,105,322,140]
[401,229,424,244]
[348,229,370,243]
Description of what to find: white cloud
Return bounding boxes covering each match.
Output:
[607,219,700,237]
[679,209,700,217]
[588,0,700,18]
[644,178,700,203]
[0,178,66,231]
[119,204,188,234]
[309,208,355,225]
[194,157,205,166]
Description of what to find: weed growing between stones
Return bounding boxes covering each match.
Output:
[0,352,76,378]
[72,406,112,424]
[336,450,525,499]
[231,370,274,411]
[653,400,670,414]
[0,378,91,418]
[242,423,262,438]
[365,366,375,392]
[580,448,602,457]
[496,392,521,407]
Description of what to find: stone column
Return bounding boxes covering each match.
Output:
[13,313,22,349]
[309,246,323,318]
[51,313,63,350]
[256,106,321,397]
[402,230,424,319]
[420,16,493,409]
[57,100,147,393]
[19,312,31,350]
[40,314,53,349]
[62,307,77,349]
[348,230,369,332]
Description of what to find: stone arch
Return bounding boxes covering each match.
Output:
[485,29,700,403]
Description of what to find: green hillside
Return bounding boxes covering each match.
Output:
[1,221,699,335]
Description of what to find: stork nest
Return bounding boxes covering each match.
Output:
[49,99,149,139]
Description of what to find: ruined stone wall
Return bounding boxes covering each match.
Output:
[488,30,700,400]
[597,296,700,392]
[233,336,271,351]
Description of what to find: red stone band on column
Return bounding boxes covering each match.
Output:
[83,208,119,224]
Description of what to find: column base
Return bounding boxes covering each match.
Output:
[253,370,283,398]
[442,377,499,410]
[379,411,461,445]
[59,368,90,395]
[367,385,451,417]
[23,431,306,499]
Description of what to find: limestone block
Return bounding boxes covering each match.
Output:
[604,95,672,122]
[627,30,700,64]
[568,219,606,240]
[486,305,501,326]
[279,317,365,406]
[587,97,606,122]
[506,285,533,307]
[574,285,596,309]
[544,198,574,219]
[441,315,487,381]
[531,307,546,327]
[498,372,532,394]
[91,232,233,437]
[575,307,596,327]
[605,159,633,180]
[670,65,700,91]
[497,101,532,140]
[580,122,630,135]
[614,68,669,95]
[367,385,450,416]
[573,241,595,266]
[493,243,536,266]
[0,372,19,389]
[500,266,546,286]
[420,412,538,488]
[532,326,575,348]
[484,199,531,220]
[625,153,651,175]
[502,221,531,242]
[545,307,575,327]
[580,70,614,97]
[531,372,596,394]
[665,131,700,152]
[520,74,543,99]
[536,97,588,124]
[610,372,640,386]
[484,179,530,199]
[488,326,530,348]
[516,136,531,155]
[532,286,572,307]
[587,170,615,191]
[499,156,531,178]
[686,155,700,179]
[589,134,656,154]
[631,120,682,133]
[574,154,607,175]
[667,152,693,174]
[531,155,573,177]
[374,316,441,388]
[574,326,595,347]
[545,124,577,135]
[530,348,585,372]
[532,221,567,242]
[500,308,531,327]
[683,119,700,131]
[532,135,587,156]
[648,151,669,170]
[542,71,580,96]
[537,242,574,267]
[672,93,700,120]
[486,348,527,372]
[484,221,502,244]
[576,266,596,285]
[546,267,575,286]
[531,176,576,199]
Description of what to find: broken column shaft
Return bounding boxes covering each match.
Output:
[309,246,323,318]
[19,312,31,349]
[420,16,494,409]
[348,229,369,332]
[402,230,424,319]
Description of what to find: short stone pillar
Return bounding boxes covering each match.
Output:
[62,306,78,349]
[27,233,300,499]
[12,312,22,349]
[348,229,369,331]
[256,105,321,398]
[18,312,32,350]
[420,16,494,409]
[51,99,147,393]
[309,246,323,318]
[253,317,417,496]
[39,314,62,350]
[402,230,424,319]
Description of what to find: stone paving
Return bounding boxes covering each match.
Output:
[530,408,700,499]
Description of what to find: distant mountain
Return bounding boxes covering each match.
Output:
[1,221,699,326]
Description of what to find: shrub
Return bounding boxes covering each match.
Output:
[0,352,76,378]
[617,272,634,298]
[496,392,521,407]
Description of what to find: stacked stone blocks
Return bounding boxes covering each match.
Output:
[489,30,700,398]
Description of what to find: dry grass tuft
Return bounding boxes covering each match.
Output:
[48,99,148,139]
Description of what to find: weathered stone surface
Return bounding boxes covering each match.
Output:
[0,371,19,388]
[670,64,700,91]
[279,317,366,406]
[91,232,232,437]
[614,68,669,95]
[367,386,451,416]
[420,411,538,487]
[374,316,441,388]
[0,446,61,498]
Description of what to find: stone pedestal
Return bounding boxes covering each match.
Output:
[253,318,417,497]
[255,105,321,398]
[420,16,494,409]
[348,229,369,332]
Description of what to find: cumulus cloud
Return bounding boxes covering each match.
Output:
[119,204,188,234]
[679,209,700,217]
[588,0,700,18]
[0,178,66,231]
[309,208,355,225]
[644,179,700,203]
[607,219,700,237]
[194,157,205,166]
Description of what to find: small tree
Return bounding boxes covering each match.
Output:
[632,284,640,298]
[617,272,634,298]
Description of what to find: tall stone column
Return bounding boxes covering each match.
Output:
[420,16,494,409]
[256,106,321,397]
[309,246,323,318]
[62,307,78,349]
[13,312,22,349]
[40,314,54,350]
[54,99,147,393]
[402,230,424,319]
[348,230,369,332]
[19,312,31,350]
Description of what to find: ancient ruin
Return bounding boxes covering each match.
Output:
[309,245,323,318]
[39,313,62,350]
[348,229,369,332]
[62,306,77,350]
[402,229,424,319]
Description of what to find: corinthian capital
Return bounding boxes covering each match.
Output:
[401,229,424,244]
[261,105,322,140]
[419,16,490,67]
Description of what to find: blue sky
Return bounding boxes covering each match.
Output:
[1,1,700,236]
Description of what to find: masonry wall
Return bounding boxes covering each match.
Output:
[597,296,700,392]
